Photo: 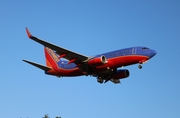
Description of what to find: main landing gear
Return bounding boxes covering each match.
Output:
[97,77,103,84]
[138,65,142,69]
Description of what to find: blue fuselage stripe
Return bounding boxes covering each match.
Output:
[57,46,154,70]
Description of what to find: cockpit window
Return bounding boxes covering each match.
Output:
[142,47,149,50]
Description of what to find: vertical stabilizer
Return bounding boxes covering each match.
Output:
[44,47,60,71]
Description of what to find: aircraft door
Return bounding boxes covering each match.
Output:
[132,47,137,54]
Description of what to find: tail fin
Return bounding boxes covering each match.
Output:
[44,47,60,71]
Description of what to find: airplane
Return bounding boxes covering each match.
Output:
[23,28,157,84]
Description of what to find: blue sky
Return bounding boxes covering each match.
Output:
[0,0,180,118]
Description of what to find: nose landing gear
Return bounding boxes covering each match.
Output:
[138,65,142,69]
[138,59,149,69]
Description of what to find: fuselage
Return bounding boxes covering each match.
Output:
[47,46,156,77]
[24,28,157,84]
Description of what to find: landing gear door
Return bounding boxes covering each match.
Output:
[132,47,137,54]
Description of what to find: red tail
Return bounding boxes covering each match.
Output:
[44,47,60,71]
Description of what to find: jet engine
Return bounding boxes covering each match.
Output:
[88,55,107,66]
[112,69,130,79]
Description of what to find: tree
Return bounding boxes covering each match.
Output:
[42,114,61,118]
[43,114,49,118]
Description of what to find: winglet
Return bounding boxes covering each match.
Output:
[26,27,33,38]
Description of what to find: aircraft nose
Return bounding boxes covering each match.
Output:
[150,50,157,58]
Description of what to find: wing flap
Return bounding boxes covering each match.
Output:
[23,60,52,71]
[25,28,89,63]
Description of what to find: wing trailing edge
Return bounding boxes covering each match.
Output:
[23,60,52,71]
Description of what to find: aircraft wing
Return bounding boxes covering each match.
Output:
[26,28,89,63]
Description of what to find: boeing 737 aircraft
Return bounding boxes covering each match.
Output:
[23,28,157,84]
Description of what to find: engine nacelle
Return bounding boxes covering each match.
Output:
[112,69,130,79]
[88,55,107,66]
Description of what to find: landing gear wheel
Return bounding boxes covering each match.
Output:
[97,78,103,84]
[138,65,142,69]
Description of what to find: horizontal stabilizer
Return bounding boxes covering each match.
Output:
[23,60,52,71]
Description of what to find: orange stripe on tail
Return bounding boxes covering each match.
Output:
[44,47,60,71]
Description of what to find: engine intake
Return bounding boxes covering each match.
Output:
[88,55,107,66]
